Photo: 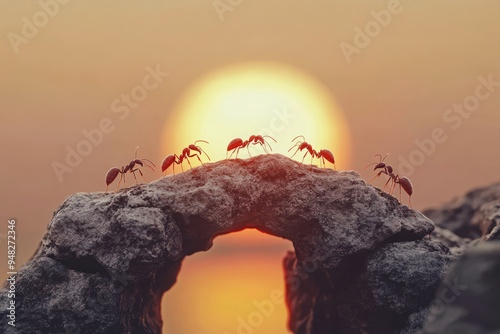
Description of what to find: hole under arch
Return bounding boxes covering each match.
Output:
[161,228,294,334]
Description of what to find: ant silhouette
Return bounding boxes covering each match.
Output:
[226,135,277,159]
[364,154,397,192]
[289,136,336,170]
[161,140,210,177]
[101,146,156,194]
[364,153,417,220]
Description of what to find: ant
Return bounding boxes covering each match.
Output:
[364,154,397,192]
[226,135,277,159]
[364,154,417,219]
[102,147,156,194]
[289,136,336,170]
[161,140,210,177]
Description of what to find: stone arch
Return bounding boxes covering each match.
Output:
[161,228,293,333]
[1,155,451,334]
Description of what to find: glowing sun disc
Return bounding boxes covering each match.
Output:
[160,62,351,173]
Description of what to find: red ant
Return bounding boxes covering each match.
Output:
[364,154,397,192]
[161,140,210,177]
[102,147,156,194]
[226,135,277,159]
[289,136,336,170]
[364,154,417,220]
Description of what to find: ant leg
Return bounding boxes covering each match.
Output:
[115,173,123,192]
[382,178,392,192]
[301,151,309,164]
[260,142,270,154]
[247,145,252,158]
[408,195,417,219]
[290,146,301,159]
[132,170,139,184]
[399,184,402,202]
[392,182,398,196]
[137,169,150,183]
[368,171,383,183]
[185,157,194,170]
[187,152,204,165]
[195,153,204,165]
[389,180,396,195]
[322,157,327,169]
[263,138,274,151]
[131,168,147,183]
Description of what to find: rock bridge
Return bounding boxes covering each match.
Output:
[0,154,454,334]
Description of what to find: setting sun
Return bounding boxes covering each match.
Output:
[160,62,352,171]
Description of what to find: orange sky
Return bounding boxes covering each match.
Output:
[1,1,500,333]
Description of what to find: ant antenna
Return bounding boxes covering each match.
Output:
[288,142,301,152]
[291,135,305,143]
[135,146,140,159]
[194,140,209,145]
[364,153,389,170]
[262,136,277,152]
[263,135,277,143]
[199,148,211,161]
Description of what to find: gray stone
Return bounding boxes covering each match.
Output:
[424,183,500,240]
[0,154,444,333]
[422,241,500,334]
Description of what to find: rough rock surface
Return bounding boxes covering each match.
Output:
[422,241,500,334]
[284,240,454,334]
[424,182,500,241]
[0,154,449,334]
[430,226,471,256]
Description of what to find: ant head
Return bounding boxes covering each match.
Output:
[374,162,386,171]
[134,159,143,167]
[189,145,201,154]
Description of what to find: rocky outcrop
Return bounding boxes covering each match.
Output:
[430,226,471,256]
[422,241,500,334]
[424,182,500,241]
[284,240,454,334]
[0,154,451,334]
